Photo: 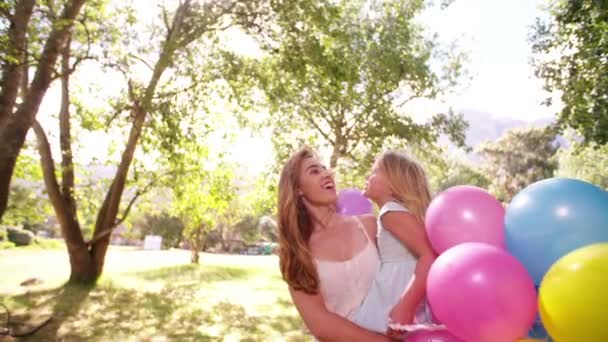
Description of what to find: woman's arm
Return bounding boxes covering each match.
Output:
[381,212,436,324]
[290,287,391,342]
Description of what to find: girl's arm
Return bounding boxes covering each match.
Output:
[289,287,392,342]
[380,211,436,324]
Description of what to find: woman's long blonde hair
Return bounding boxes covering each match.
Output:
[277,147,319,294]
[379,151,432,224]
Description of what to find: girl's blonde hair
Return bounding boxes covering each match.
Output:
[277,146,319,294]
[379,151,432,224]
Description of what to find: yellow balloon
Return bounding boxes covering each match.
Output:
[539,243,608,342]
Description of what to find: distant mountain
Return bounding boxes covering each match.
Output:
[459,109,555,147]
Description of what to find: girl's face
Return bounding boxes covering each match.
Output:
[298,156,337,205]
[364,159,392,203]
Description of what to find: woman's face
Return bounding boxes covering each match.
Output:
[364,159,391,202]
[298,156,337,205]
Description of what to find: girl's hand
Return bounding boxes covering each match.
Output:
[388,303,415,326]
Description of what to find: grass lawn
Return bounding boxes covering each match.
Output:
[0,246,308,341]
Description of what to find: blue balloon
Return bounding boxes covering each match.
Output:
[505,178,608,284]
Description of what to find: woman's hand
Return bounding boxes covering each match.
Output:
[386,327,409,341]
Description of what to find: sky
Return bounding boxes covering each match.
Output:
[418,0,560,121]
[34,0,560,176]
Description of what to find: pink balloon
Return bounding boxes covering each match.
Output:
[427,243,537,342]
[337,188,373,216]
[407,329,464,342]
[425,185,505,254]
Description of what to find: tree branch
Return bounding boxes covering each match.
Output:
[59,33,77,218]
[32,120,85,245]
[32,121,62,213]
[86,169,177,246]
[128,53,155,72]
[301,109,334,144]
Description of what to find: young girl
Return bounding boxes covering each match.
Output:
[353,150,437,336]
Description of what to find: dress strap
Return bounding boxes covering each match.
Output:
[354,216,372,244]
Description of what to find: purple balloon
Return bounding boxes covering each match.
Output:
[407,329,464,342]
[425,185,505,254]
[427,243,537,342]
[337,188,373,216]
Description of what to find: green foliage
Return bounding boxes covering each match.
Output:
[0,226,7,241]
[259,0,468,169]
[0,241,15,249]
[244,172,278,218]
[433,161,491,193]
[477,126,559,202]
[3,152,51,226]
[23,237,65,250]
[531,0,608,145]
[413,146,490,194]
[556,138,608,190]
[138,212,185,249]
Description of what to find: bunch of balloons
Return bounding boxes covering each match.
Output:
[337,179,608,341]
[423,179,608,342]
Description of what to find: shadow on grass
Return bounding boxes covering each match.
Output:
[4,263,307,341]
[3,282,93,341]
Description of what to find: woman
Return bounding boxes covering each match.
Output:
[277,146,391,341]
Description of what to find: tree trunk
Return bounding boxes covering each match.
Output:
[89,103,146,277]
[0,0,35,129]
[189,225,205,264]
[32,120,96,282]
[0,0,87,222]
[329,126,347,169]
[191,247,200,264]
[329,145,341,169]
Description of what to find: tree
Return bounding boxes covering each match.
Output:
[258,0,467,169]
[0,0,87,221]
[409,145,490,194]
[171,159,237,263]
[531,0,608,145]
[477,126,559,202]
[32,0,268,282]
[138,212,185,249]
[556,138,608,190]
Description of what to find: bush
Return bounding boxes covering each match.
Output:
[0,241,15,249]
[0,226,7,241]
[26,238,64,250]
[7,226,34,246]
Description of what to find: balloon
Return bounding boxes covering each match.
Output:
[337,188,373,216]
[527,287,552,340]
[427,243,537,342]
[539,243,608,342]
[407,329,464,342]
[518,339,545,342]
[425,185,505,254]
[505,178,608,284]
